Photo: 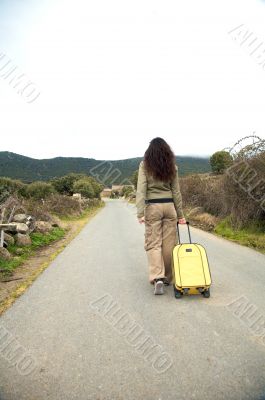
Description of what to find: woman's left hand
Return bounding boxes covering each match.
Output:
[138,216,145,224]
[178,217,186,224]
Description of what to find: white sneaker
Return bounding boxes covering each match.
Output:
[154,280,164,295]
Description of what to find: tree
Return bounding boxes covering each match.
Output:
[51,173,85,195]
[51,173,103,197]
[73,179,95,198]
[130,170,139,189]
[87,177,104,199]
[210,151,233,174]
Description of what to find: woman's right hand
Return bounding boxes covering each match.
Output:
[178,218,186,224]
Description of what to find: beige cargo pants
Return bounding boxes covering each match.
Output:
[144,202,178,283]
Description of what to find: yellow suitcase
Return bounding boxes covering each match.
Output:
[172,222,212,298]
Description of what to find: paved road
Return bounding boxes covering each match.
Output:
[0,199,265,400]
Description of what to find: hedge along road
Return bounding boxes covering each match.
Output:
[0,199,265,400]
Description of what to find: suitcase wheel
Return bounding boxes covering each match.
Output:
[173,287,183,299]
[202,289,210,298]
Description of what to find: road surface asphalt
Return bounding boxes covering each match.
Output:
[0,199,265,400]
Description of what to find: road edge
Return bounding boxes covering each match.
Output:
[0,203,105,316]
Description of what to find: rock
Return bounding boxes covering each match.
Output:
[8,223,29,234]
[50,216,63,229]
[15,248,24,255]
[12,214,28,223]
[25,216,35,225]
[73,193,82,201]
[34,221,53,234]
[0,247,11,260]
[16,223,29,234]
[15,233,32,247]
[4,233,15,246]
[25,216,36,233]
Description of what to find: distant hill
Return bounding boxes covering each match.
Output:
[0,152,210,186]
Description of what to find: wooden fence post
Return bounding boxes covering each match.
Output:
[0,208,5,248]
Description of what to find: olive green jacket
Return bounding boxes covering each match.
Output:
[136,161,184,219]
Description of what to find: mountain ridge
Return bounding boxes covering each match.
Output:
[0,151,211,185]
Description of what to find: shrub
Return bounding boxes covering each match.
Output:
[73,179,95,198]
[180,175,208,208]
[51,173,103,198]
[0,177,25,203]
[23,194,100,218]
[222,156,265,228]
[51,173,84,195]
[20,181,55,200]
[23,198,53,221]
[121,186,134,198]
[180,151,265,229]
[46,194,82,216]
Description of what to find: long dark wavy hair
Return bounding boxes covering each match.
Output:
[144,137,176,182]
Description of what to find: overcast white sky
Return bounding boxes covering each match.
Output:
[0,0,265,160]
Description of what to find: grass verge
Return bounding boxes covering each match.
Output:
[0,227,65,277]
[214,218,265,254]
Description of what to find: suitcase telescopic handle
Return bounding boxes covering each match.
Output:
[177,221,192,244]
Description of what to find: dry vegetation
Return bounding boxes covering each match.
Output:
[180,149,265,251]
[0,173,104,283]
[180,151,265,228]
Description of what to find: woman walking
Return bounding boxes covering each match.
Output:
[136,138,186,295]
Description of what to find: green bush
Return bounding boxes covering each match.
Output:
[0,177,25,202]
[51,173,103,198]
[51,173,84,195]
[73,179,95,198]
[121,185,134,198]
[20,181,55,200]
